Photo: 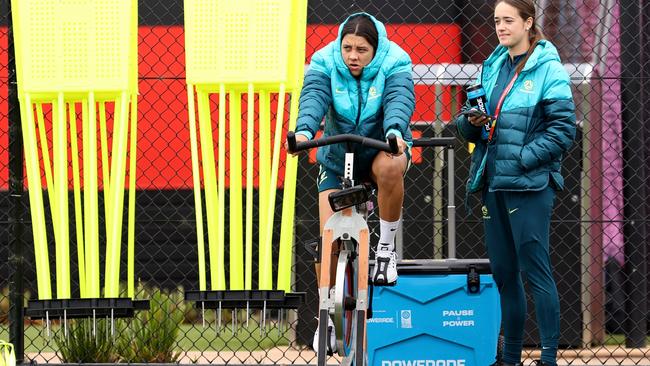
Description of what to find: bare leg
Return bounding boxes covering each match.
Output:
[319,189,337,233]
[370,152,408,285]
[371,153,408,221]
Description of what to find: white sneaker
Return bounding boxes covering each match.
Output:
[372,245,398,285]
[312,314,337,354]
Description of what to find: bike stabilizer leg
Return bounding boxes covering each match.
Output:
[355,310,367,366]
[317,309,329,366]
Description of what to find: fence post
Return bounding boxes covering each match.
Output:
[7,0,25,362]
[620,0,648,349]
[643,0,650,331]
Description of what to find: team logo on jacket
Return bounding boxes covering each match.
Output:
[521,79,534,93]
[368,86,381,100]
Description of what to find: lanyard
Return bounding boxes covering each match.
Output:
[487,72,519,142]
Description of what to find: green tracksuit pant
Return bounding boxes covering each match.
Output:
[482,186,560,366]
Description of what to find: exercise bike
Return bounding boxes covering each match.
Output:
[287,131,399,366]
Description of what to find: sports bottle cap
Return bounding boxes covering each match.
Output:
[466,84,483,93]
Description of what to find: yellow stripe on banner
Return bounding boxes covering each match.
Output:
[35,103,61,282]
[277,91,300,292]
[68,102,86,298]
[105,92,130,297]
[197,90,220,290]
[245,84,254,289]
[216,85,226,290]
[53,93,70,298]
[229,90,243,290]
[262,84,286,290]
[127,94,138,299]
[84,94,100,298]
[21,95,51,299]
[188,85,207,291]
[258,90,270,287]
[34,103,56,227]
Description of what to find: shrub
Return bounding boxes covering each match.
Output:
[55,319,119,363]
[116,286,184,363]
[56,284,184,363]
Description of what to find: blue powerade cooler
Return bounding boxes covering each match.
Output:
[367,259,500,366]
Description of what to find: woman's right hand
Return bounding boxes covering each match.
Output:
[285,133,309,155]
[468,115,490,128]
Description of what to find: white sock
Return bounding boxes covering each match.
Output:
[378,219,399,251]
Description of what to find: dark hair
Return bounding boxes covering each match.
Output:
[495,0,546,74]
[340,14,379,54]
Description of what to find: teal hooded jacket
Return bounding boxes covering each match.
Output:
[295,13,415,176]
[455,40,576,193]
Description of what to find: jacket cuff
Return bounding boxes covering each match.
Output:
[386,128,403,140]
[295,130,313,141]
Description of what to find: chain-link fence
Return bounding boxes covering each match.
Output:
[1,0,649,365]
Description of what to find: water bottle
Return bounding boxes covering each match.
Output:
[466,84,491,140]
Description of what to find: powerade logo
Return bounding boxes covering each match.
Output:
[475,98,486,115]
[367,317,395,324]
[381,360,466,366]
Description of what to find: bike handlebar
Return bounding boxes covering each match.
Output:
[286,131,399,154]
[411,137,456,148]
[286,132,456,153]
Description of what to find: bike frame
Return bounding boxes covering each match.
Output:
[318,151,369,366]
[286,132,398,366]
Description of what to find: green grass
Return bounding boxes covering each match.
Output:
[603,333,650,346]
[175,323,290,351]
[7,324,649,353]
[2,323,289,354]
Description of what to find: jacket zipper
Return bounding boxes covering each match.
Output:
[355,78,362,125]
[492,73,519,144]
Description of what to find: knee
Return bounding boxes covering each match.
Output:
[520,268,557,297]
[372,156,405,186]
[491,264,519,287]
[517,245,555,292]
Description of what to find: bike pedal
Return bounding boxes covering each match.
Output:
[304,238,320,262]
[371,279,397,287]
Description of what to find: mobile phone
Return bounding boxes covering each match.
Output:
[460,109,493,119]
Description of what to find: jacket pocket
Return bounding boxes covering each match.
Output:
[518,146,528,172]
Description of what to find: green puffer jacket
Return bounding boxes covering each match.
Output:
[455,40,576,193]
[295,12,414,176]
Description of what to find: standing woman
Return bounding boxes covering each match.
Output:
[454,1,576,366]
